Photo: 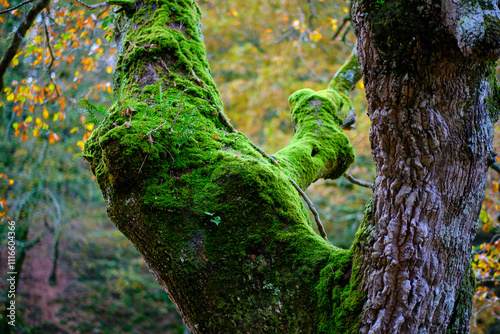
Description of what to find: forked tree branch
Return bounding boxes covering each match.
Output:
[0,0,51,94]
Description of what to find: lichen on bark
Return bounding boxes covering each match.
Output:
[83,0,366,332]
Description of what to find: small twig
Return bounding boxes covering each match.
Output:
[190,67,206,88]
[252,143,279,164]
[143,101,185,146]
[169,100,186,132]
[70,0,130,10]
[344,172,374,189]
[288,176,328,241]
[252,143,328,241]
[138,153,149,174]
[43,15,56,72]
[331,16,350,40]
[0,0,36,14]
[490,163,500,174]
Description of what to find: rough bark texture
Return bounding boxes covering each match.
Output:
[351,0,500,333]
[83,0,500,332]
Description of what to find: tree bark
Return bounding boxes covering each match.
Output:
[83,0,500,332]
[351,0,500,332]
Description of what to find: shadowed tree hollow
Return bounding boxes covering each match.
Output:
[83,0,500,332]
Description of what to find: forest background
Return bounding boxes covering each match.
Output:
[0,0,498,333]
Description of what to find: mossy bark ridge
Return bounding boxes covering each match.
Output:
[84,0,364,332]
[352,0,500,332]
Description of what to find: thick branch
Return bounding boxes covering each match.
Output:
[84,1,362,332]
[0,0,51,94]
[273,49,361,188]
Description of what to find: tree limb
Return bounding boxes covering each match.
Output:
[70,0,132,10]
[0,0,51,94]
[0,0,37,14]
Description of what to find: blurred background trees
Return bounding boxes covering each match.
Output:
[0,0,497,332]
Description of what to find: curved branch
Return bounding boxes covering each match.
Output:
[0,0,36,14]
[344,171,374,189]
[0,0,51,94]
[490,163,500,174]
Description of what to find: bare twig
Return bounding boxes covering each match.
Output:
[0,0,36,14]
[251,142,328,241]
[144,100,185,144]
[287,176,328,241]
[344,172,374,189]
[70,0,130,10]
[43,14,55,72]
[190,67,206,88]
[490,163,500,174]
[331,16,351,40]
[169,100,185,132]
[138,153,149,174]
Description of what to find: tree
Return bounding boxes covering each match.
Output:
[82,0,500,333]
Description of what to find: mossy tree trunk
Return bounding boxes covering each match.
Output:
[84,0,499,333]
[351,0,500,333]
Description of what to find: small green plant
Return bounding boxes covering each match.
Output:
[79,98,110,127]
[374,0,386,10]
[205,212,221,226]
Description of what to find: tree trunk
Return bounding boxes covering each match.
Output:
[351,0,500,332]
[83,0,500,332]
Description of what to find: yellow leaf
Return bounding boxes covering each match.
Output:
[96,38,102,45]
[9,179,14,185]
[106,66,113,74]
[7,93,14,101]
[48,82,55,91]
[107,86,112,94]
[43,107,49,119]
[493,181,499,192]
[12,58,19,67]
[33,129,39,137]
[86,123,94,131]
[25,116,33,123]
[53,112,59,121]
[75,71,80,77]
[70,127,79,134]
[342,7,349,13]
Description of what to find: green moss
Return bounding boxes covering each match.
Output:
[83,0,363,331]
[360,0,431,74]
[446,263,476,333]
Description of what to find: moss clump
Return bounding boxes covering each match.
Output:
[446,263,476,333]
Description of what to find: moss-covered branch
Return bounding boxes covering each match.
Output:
[84,0,364,332]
